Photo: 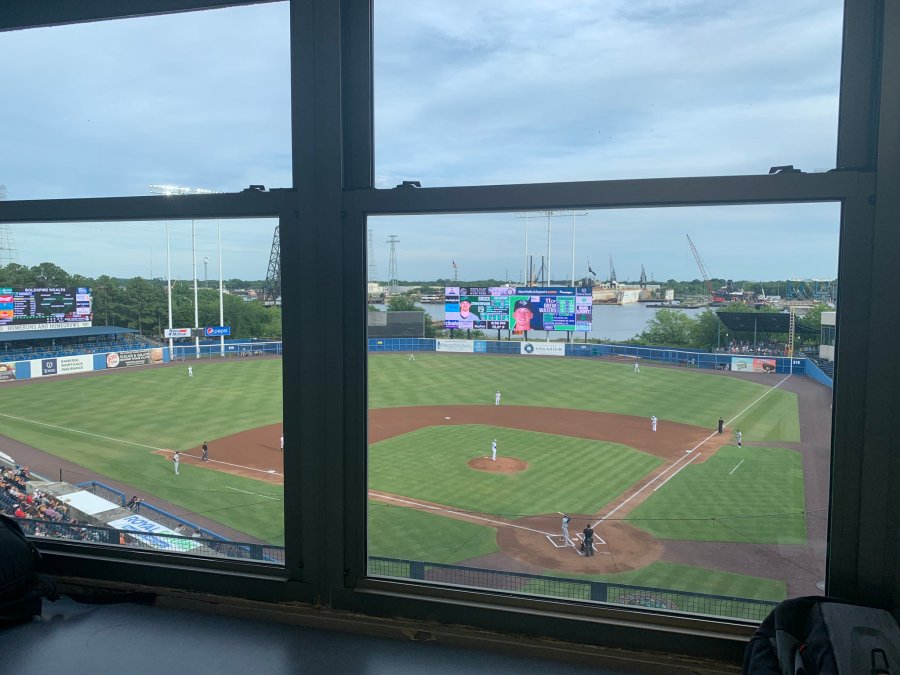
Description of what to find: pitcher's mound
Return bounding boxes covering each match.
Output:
[468,457,528,473]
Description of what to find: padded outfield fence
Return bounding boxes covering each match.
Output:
[368,556,779,622]
[170,340,283,360]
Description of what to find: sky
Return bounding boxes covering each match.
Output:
[0,0,844,283]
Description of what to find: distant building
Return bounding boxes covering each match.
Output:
[820,311,836,362]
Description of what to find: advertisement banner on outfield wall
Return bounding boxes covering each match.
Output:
[0,362,16,381]
[519,342,566,356]
[730,356,777,373]
[30,354,93,377]
[435,339,475,353]
[106,348,165,369]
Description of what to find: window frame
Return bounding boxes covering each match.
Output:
[2,0,899,660]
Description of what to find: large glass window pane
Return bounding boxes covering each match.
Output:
[0,218,284,564]
[0,4,291,200]
[366,203,837,620]
[374,1,843,187]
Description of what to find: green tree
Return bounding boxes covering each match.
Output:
[30,262,71,286]
[690,309,722,351]
[638,308,696,346]
[387,296,421,312]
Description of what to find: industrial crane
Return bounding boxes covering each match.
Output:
[686,234,715,300]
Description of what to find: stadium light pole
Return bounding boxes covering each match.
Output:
[192,220,200,359]
[218,221,224,358]
[166,221,173,356]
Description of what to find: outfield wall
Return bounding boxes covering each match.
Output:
[0,347,169,382]
[369,337,811,377]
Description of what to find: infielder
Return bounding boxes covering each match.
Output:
[201,441,209,462]
[188,366,193,378]
[172,451,181,475]
[495,390,501,406]
[736,430,742,447]
[634,362,640,373]
[491,438,497,461]
[650,415,658,432]
[280,434,284,451]
[561,513,573,547]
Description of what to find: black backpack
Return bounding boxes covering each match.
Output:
[0,514,55,627]
[743,595,900,674]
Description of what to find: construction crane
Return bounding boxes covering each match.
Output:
[686,234,715,300]
[639,265,647,289]
[608,256,617,285]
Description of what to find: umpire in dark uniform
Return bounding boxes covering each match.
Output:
[717,416,724,434]
[581,524,594,556]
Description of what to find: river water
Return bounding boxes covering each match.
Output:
[372,303,707,342]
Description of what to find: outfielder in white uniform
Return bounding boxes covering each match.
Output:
[561,513,573,546]
[650,415,658,432]
[188,366,193,378]
[634,362,640,373]
[495,390,501,406]
[491,439,497,461]
[736,430,742,447]
[173,451,181,475]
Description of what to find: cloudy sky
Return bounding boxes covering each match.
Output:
[1,1,843,283]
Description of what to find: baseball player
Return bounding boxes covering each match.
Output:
[188,366,193,378]
[201,441,209,462]
[172,451,180,475]
[736,430,742,447]
[634,362,640,373]
[650,415,658,432]
[408,353,416,362]
[561,513,573,547]
[495,390,501,406]
[280,433,284,451]
[491,438,497,461]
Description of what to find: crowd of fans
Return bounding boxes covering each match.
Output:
[718,339,787,356]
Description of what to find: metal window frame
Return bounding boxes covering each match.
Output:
[2,0,899,660]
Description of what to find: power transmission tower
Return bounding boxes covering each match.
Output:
[367,229,378,282]
[263,225,281,304]
[0,185,19,267]
[386,235,399,294]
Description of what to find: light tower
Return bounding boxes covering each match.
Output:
[0,185,19,267]
[263,225,280,304]
[367,229,378,282]
[386,235,399,295]
[149,184,221,359]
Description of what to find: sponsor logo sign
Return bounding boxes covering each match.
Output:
[731,357,778,373]
[435,339,474,353]
[108,514,201,552]
[205,325,231,337]
[0,362,16,381]
[31,355,93,377]
[106,348,165,368]
[519,341,566,356]
[164,328,192,338]
[474,340,487,353]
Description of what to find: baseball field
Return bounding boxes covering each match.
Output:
[0,349,830,610]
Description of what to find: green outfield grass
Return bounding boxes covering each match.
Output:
[625,445,806,544]
[369,353,800,442]
[369,424,662,516]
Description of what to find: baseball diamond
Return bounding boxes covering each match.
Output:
[0,348,830,604]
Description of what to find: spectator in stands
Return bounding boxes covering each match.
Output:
[126,495,142,510]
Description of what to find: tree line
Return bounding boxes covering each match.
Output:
[1,262,281,341]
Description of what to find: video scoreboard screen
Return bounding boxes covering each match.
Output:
[444,286,592,332]
[0,287,93,332]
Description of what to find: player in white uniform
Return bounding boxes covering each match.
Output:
[491,439,497,461]
[634,362,640,373]
[650,415,658,432]
[495,390,501,406]
[188,366,193,378]
[561,513,573,546]
[408,353,416,362]
[736,430,742,447]
[173,451,180,475]
[280,434,284,451]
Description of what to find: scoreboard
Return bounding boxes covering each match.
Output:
[0,287,93,332]
[444,286,592,332]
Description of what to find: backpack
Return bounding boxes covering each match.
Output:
[0,514,55,627]
[743,595,900,674]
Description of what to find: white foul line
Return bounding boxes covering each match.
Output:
[226,485,280,500]
[729,459,745,475]
[595,374,792,526]
[653,453,701,491]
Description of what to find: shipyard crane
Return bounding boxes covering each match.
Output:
[639,265,647,289]
[609,256,617,285]
[686,234,715,299]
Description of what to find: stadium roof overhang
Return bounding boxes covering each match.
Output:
[0,326,138,343]
[715,312,819,335]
